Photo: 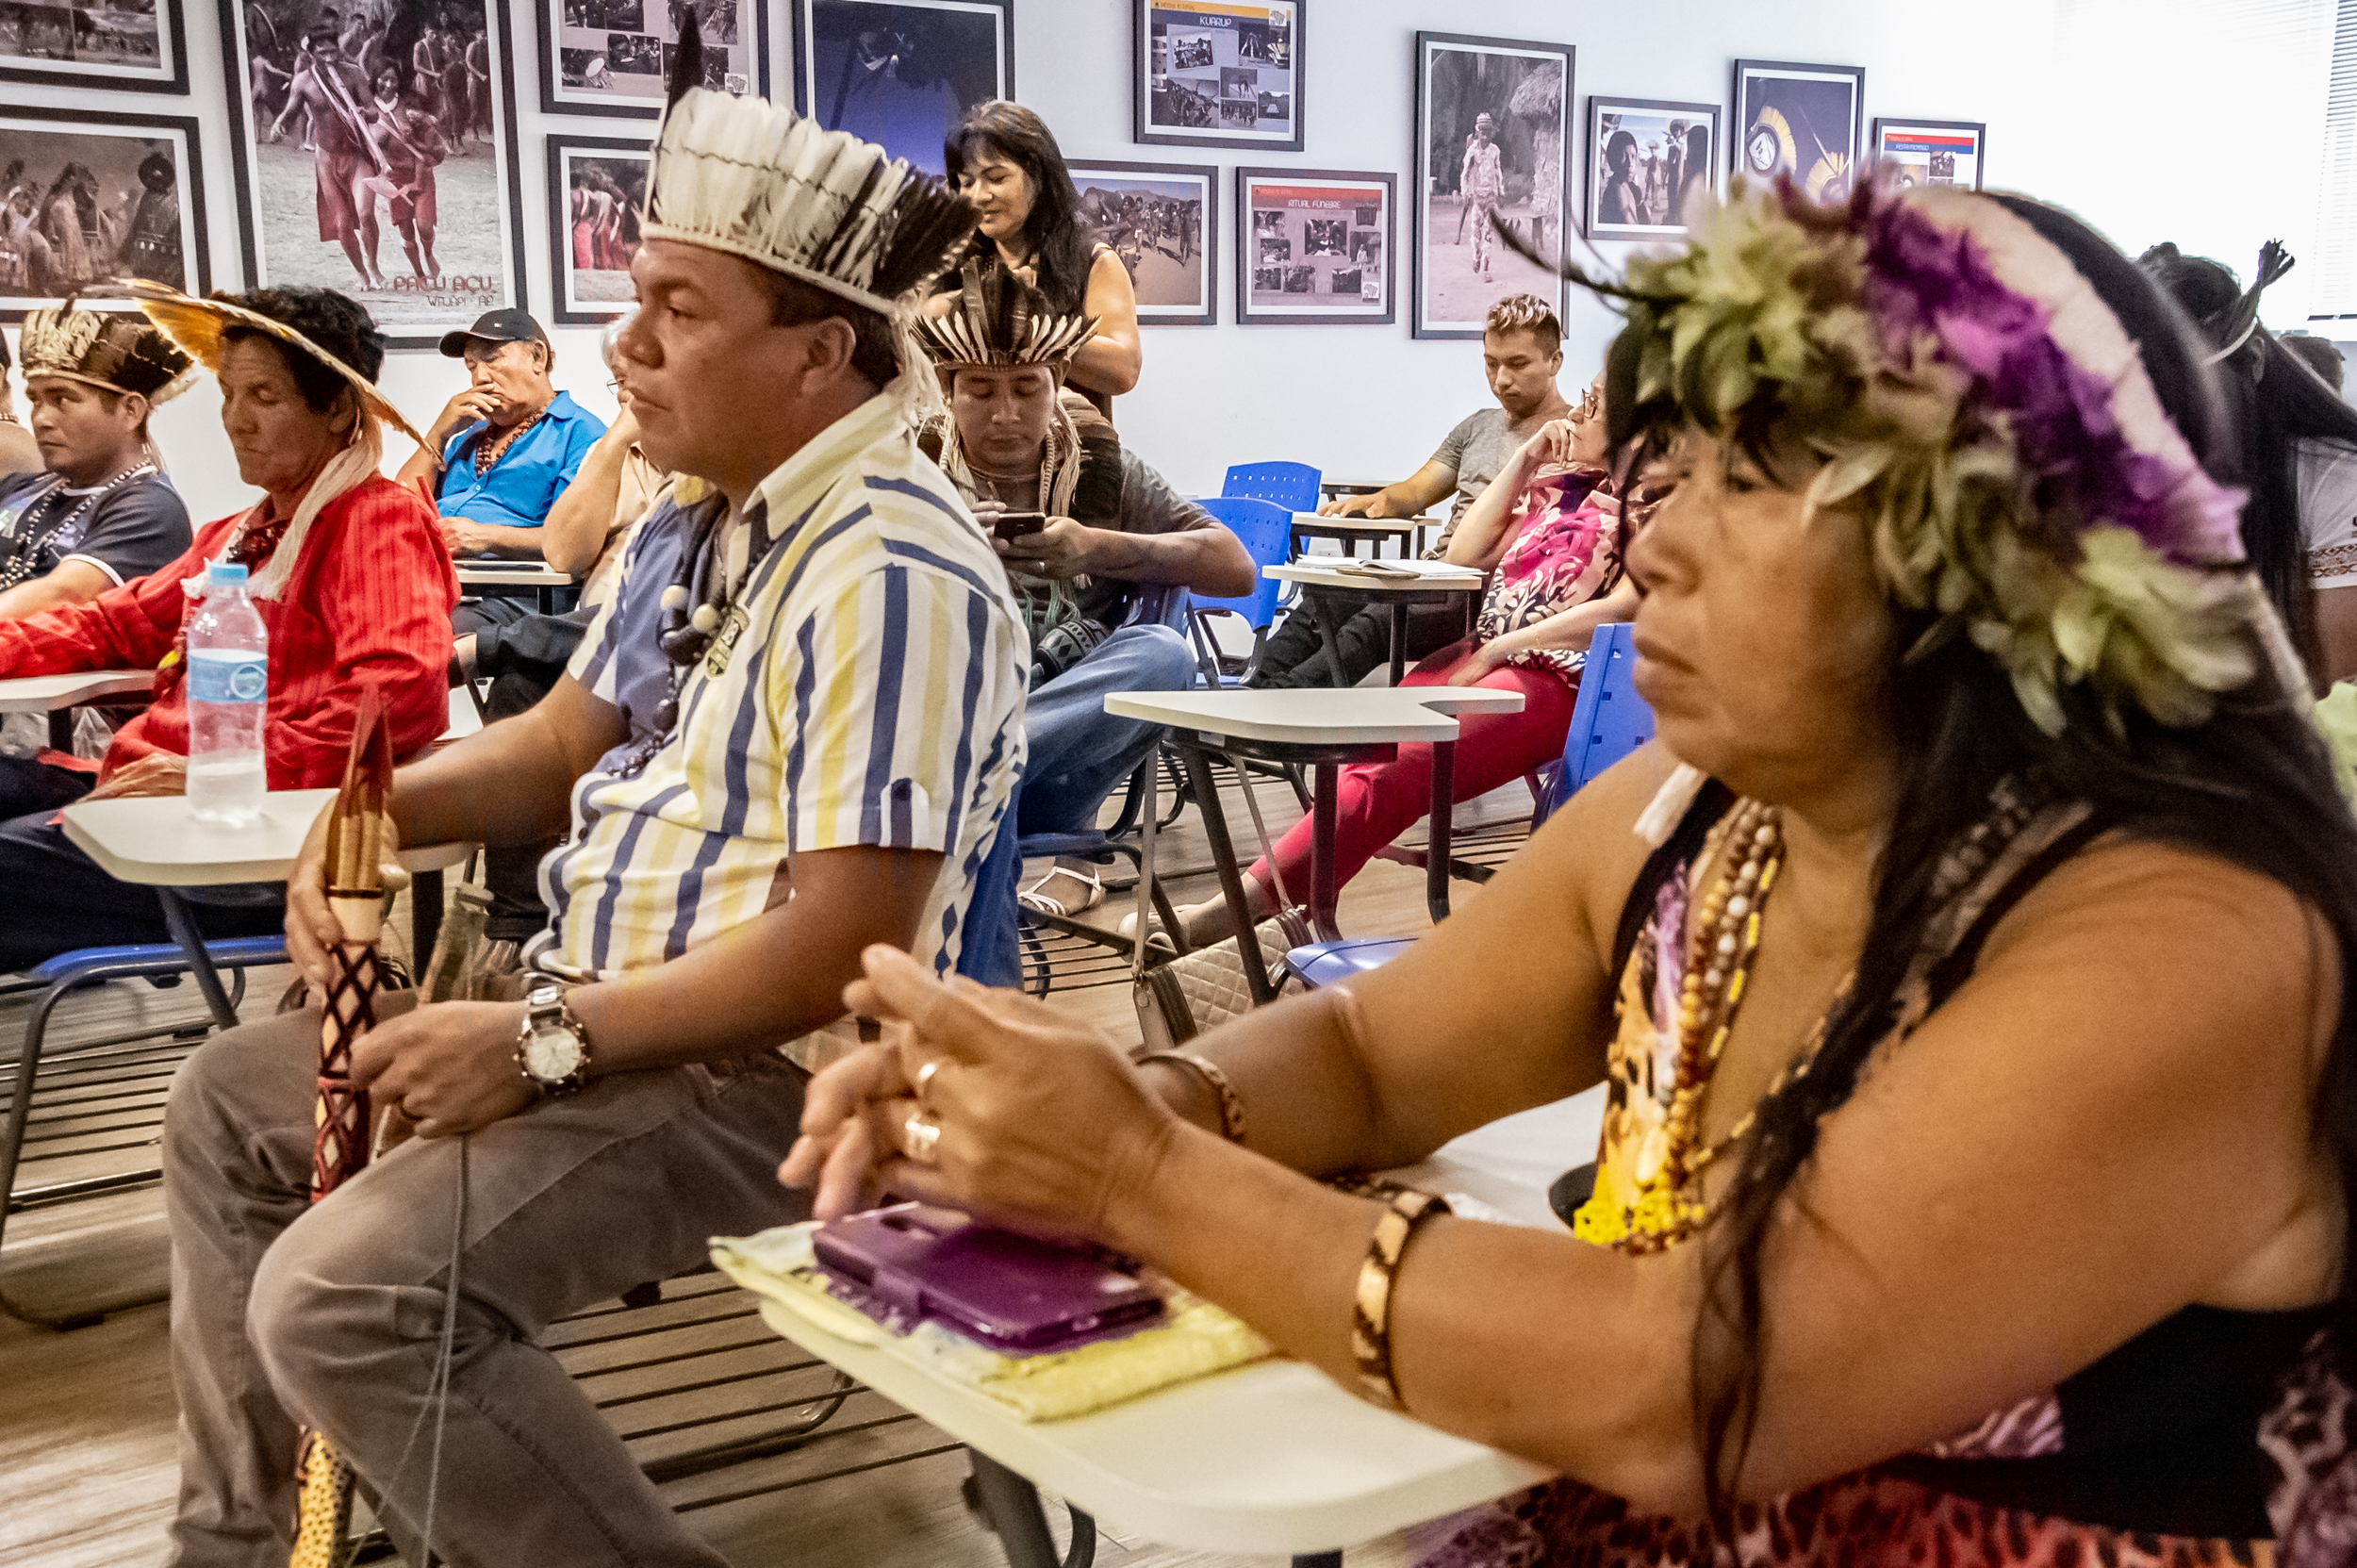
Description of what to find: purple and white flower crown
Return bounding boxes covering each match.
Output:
[1612,178,2280,734]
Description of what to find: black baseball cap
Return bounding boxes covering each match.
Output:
[437,308,549,358]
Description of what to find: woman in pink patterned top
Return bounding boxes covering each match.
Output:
[1171,374,1643,944]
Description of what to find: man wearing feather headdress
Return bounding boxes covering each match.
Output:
[157,80,1026,1567]
[915,258,1253,917]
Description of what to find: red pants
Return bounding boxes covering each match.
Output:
[1247,640,1578,903]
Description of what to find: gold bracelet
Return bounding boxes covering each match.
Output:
[1350,1188,1451,1410]
[1134,1049,1245,1143]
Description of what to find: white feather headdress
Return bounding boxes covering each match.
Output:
[641,89,977,317]
[914,258,1098,370]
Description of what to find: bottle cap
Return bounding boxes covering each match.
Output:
[206,561,250,586]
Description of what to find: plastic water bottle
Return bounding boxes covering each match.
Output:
[185,561,269,825]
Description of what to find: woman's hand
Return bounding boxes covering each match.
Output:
[80,751,189,801]
[779,946,1183,1246]
[1447,643,1504,686]
[1515,418,1577,476]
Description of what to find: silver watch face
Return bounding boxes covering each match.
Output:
[524,1026,584,1083]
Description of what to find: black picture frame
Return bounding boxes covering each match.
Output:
[545,135,650,324]
[1411,30,1572,340]
[1869,116,1986,193]
[0,105,210,322]
[1134,0,1303,154]
[0,0,189,94]
[217,0,532,352]
[1236,165,1393,326]
[1731,58,1864,202]
[537,0,770,119]
[1069,157,1217,326]
[1584,95,1720,243]
[789,0,1012,177]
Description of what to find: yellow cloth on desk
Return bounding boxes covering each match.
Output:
[711,1222,1276,1422]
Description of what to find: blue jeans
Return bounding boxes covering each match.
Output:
[1016,622,1197,836]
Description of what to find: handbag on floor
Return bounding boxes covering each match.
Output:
[1130,756,1310,1050]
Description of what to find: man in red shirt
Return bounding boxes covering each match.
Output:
[0,285,455,973]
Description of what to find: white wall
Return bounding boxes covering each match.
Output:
[11,0,2341,518]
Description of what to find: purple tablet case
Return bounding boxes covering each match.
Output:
[812,1204,1164,1352]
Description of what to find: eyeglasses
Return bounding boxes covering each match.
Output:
[1574,387,1599,420]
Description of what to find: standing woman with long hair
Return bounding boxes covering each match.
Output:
[940,102,1141,414]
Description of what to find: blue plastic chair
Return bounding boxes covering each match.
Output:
[1186,496,1295,686]
[1,933,288,1326]
[1283,623,1655,988]
[1531,622,1654,828]
[1221,461,1323,517]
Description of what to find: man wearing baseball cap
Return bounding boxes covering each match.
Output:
[395,305,604,634]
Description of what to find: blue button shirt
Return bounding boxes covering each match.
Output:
[436,390,606,530]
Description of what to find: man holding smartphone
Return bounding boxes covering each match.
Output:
[916,260,1255,917]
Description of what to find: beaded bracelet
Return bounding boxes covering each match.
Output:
[1135,1049,1246,1143]
[1350,1188,1452,1410]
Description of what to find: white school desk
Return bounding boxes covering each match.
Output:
[1263,562,1487,686]
[752,1089,1604,1564]
[1104,686,1524,955]
[0,668,154,751]
[455,561,572,615]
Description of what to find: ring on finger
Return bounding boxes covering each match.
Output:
[914,1058,942,1105]
[900,1107,943,1165]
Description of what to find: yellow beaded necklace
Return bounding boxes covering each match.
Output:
[1574,798,1851,1253]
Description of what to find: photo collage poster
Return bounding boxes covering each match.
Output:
[550,0,754,115]
[1873,121,1983,192]
[0,109,207,319]
[225,0,525,345]
[1143,0,1297,149]
[1244,172,1388,322]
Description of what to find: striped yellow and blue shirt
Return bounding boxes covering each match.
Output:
[542,394,1027,980]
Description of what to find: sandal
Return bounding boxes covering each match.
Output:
[1018,865,1106,918]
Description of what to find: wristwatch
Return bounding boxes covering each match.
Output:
[514,982,592,1096]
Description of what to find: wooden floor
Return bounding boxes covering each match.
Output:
[0,767,1535,1568]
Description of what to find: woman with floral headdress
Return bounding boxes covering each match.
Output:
[786,178,2357,1566]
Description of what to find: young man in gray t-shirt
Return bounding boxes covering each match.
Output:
[1249,293,1573,688]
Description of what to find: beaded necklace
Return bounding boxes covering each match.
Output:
[0,458,158,591]
[1606,798,1852,1254]
[472,404,547,476]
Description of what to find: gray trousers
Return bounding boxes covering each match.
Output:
[163,991,811,1568]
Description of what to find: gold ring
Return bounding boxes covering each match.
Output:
[900,1108,943,1165]
[914,1058,942,1105]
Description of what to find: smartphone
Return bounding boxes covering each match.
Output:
[812,1203,1164,1352]
[992,510,1047,543]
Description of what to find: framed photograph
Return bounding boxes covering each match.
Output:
[545,135,646,324]
[1871,117,1986,192]
[218,0,530,351]
[539,0,769,118]
[1731,58,1863,203]
[1135,0,1301,154]
[1412,31,1570,340]
[1236,166,1391,326]
[0,107,208,322]
[791,0,1011,177]
[1071,158,1215,326]
[1585,95,1719,242]
[0,0,187,92]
